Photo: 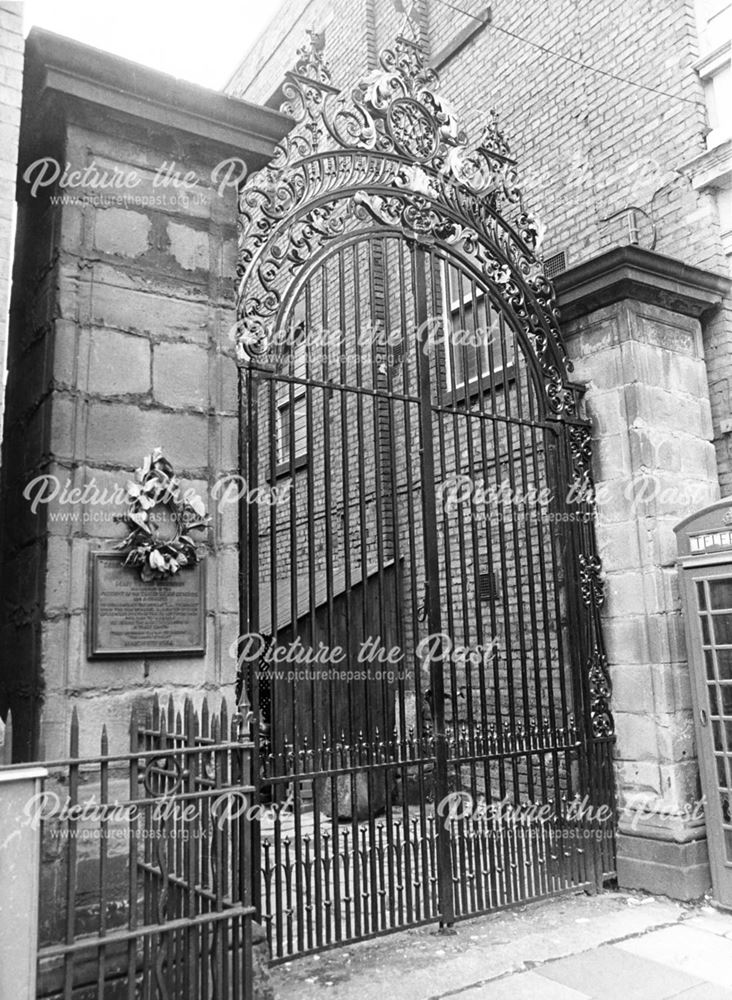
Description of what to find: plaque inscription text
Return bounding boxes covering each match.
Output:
[89,552,206,658]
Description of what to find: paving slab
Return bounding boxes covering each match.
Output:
[685,909,732,940]
[538,945,703,1000]
[455,970,590,999]
[270,892,688,1000]
[616,926,732,990]
[671,985,732,999]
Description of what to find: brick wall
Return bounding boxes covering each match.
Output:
[0,2,23,429]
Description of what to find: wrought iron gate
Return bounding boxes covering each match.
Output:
[235,32,615,962]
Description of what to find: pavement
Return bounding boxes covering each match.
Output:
[270,891,732,999]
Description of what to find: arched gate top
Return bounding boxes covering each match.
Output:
[236,31,579,418]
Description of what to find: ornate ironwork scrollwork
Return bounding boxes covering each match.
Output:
[236,30,576,415]
[578,547,614,737]
[588,647,614,737]
[568,424,595,501]
[579,554,605,608]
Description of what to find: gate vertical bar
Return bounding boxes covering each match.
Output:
[239,359,262,925]
[413,243,455,928]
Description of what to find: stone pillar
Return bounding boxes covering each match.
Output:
[0,766,47,999]
[0,29,291,761]
[556,246,731,900]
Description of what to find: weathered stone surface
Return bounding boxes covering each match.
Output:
[597,521,641,572]
[215,349,238,415]
[85,270,211,344]
[614,713,660,763]
[167,220,210,271]
[214,546,240,615]
[93,207,151,257]
[85,401,209,470]
[603,617,651,665]
[152,340,208,409]
[88,329,151,396]
[617,832,710,900]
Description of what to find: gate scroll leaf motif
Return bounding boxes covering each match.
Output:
[572,425,614,740]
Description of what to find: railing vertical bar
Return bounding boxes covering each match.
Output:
[127,707,140,1000]
[62,708,80,1000]
[214,711,227,1000]
[96,724,110,1000]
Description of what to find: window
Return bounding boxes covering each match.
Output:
[276,338,309,473]
[441,264,514,395]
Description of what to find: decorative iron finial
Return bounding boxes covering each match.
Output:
[293,27,331,83]
[478,110,513,161]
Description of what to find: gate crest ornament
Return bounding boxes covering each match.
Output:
[236,31,575,417]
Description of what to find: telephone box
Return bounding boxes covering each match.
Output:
[676,498,732,908]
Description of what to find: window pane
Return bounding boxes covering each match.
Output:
[718,649,732,681]
[710,579,732,611]
[697,580,707,611]
[709,684,720,716]
[279,407,291,465]
[713,720,724,752]
[713,614,732,645]
[292,343,308,379]
[278,397,308,466]
[448,305,487,387]
[293,398,308,458]
[442,266,509,390]
[706,648,716,680]
[723,793,732,827]
[717,755,728,786]
[721,684,732,716]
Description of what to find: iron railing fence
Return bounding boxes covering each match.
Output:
[257,725,614,961]
[11,696,256,1000]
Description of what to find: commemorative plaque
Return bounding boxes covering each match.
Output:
[88,552,206,659]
